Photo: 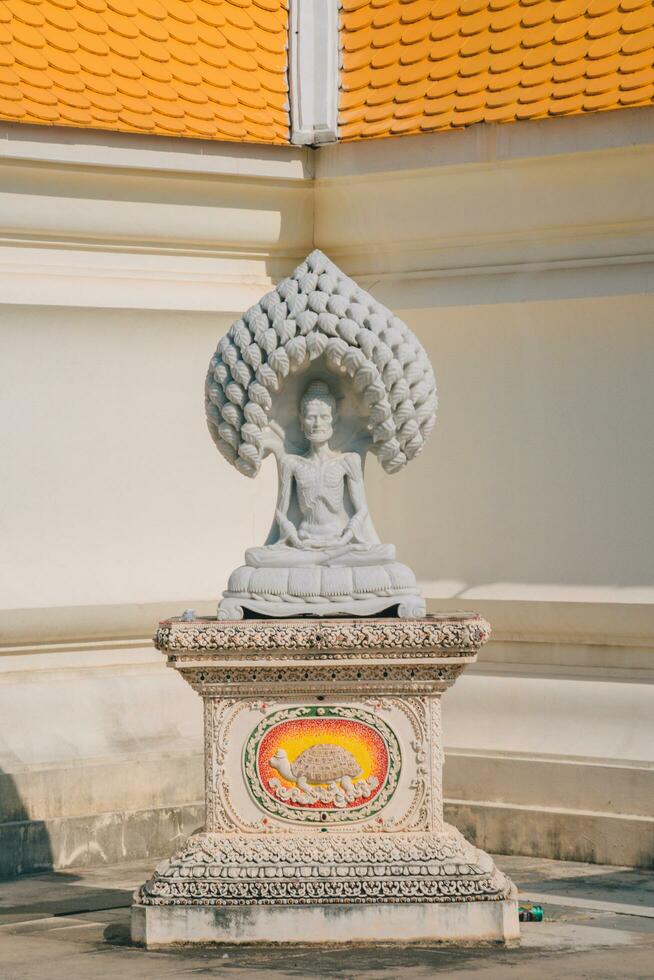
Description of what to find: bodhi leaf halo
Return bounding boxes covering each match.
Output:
[205,249,438,479]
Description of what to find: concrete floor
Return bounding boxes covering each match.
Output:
[1,854,653,979]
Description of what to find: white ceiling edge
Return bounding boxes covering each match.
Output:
[289,0,339,146]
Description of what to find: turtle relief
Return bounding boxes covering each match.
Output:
[244,705,401,823]
[268,744,379,808]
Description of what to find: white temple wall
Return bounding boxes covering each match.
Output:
[1,110,652,873]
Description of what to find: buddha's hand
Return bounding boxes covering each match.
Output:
[260,421,285,460]
[275,510,301,548]
[341,513,365,545]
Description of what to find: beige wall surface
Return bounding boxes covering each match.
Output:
[0,307,275,610]
[368,297,654,604]
[1,110,652,873]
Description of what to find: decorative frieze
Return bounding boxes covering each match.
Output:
[136,827,513,907]
[155,614,490,656]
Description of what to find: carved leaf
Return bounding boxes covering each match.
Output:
[405,360,424,386]
[325,337,348,366]
[305,330,328,360]
[205,402,221,423]
[326,294,348,318]
[354,363,379,393]
[372,418,396,442]
[222,343,239,369]
[362,379,387,408]
[318,273,336,294]
[298,271,318,293]
[382,359,403,387]
[375,437,401,462]
[231,361,253,388]
[316,311,339,337]
[243,305,262,326]
[399,417,420,443]
[244,401,268,428]
[404,432,424,459]
[268,346,290,378]
[225,381,245,407]
[395,342,415,366]
[238,442,259,463]
[369,399,392,424]
[213,364,230,388]
[357,327,378,359]
[366,313,386,335]
[243,343,262,371]
[248,381,272,411]
[346,303,367,327]
[217,421,239,449]
[206,383,226,408]
[395,398,415,427]
[308,290,328,314]
[343,346,366,376]
[230,321,252,351]
[286,335,308,368]
[287,292,308,318]
[256,364,280,392]
[277,277,298,304]
[411,379,433,406]
[249,312,269,339]
[241,422,263,447]
[371,341,393,370]
[276,319,297,345]
[262,328,278,354]
[389,378,411,409]
[337,318,359,345]
[221,403,243,429]
[296,310,318,335]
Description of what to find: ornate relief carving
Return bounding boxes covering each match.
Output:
[155,615,491,657]
[204,698,249,833]
[181,661,466,698]
[242,705,401,824]
[429,695,444,828]
[135,615,517,929]
[137,827,514,907]
[205,250,437,480]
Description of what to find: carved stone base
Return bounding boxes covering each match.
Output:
[132,828,519,946]
[133,616,519,948]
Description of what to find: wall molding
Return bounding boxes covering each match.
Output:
[2,599,652,675]
[2,110,653,311]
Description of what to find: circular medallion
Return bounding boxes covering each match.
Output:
[243,706,401,824]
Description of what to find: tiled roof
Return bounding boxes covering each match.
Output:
[339,0,654,140]
[0,0,289,142]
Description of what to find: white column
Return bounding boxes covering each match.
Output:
[289,0,339,145]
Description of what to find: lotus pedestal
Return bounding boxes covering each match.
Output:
[131,615,519,947]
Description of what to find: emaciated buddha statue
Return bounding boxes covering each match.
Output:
[218,379,425,619]
[207,249,436,620]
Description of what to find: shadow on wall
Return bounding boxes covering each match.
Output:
[0,767,54,879]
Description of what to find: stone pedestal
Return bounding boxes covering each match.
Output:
[132,615,519,947]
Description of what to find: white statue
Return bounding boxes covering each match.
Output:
[249,380,392,568]
[206,250,437,619]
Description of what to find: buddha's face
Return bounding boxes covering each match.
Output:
[301,397,334,447]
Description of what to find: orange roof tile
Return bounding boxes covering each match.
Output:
[0,0,289,143]
[339,0,654,139]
